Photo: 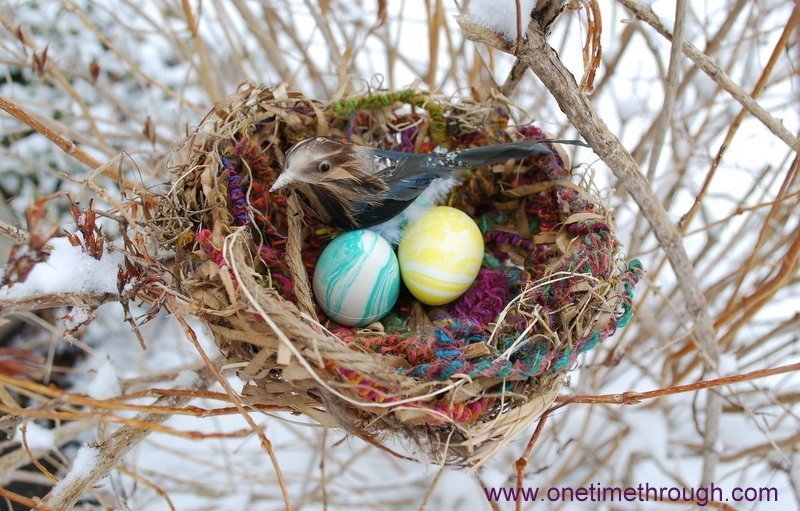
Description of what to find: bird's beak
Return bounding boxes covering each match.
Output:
[270,173,291,192]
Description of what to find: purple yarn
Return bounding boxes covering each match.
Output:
[452,269,509,325]
[396,126,418,152]
[487,231,534,251]
[223,156,249,224]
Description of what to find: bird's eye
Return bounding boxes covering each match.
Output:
[318,160,331,172]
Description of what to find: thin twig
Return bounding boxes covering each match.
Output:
[0,14,108,148]
[679,3,800,231]
[500,58,530,98]
[0,220,30,243]
[418,461,447,511]
[617,0,800,153]
[0,292,118,317]
[556,362,800,405]
[0,488,56,511]
[513,402,565,511]
[0,96,102,170]
[172,310,295,511]
[645,0,685,181]
[61,0,203,114]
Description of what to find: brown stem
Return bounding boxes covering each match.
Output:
[0,292,118,317]
[514,402,564,511]
[172,310,295,511]
[556,362,800,405]
[458,16,719,362]
[0,487,56,511]
[457,11,724,482]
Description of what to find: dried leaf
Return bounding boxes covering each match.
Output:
[142,115,157,145]
[377,0,388,26]
[66,197,105,260]
[14,25,25,44]
[2,195,58,287]
[32,45,48,76]
[89,58,100,84]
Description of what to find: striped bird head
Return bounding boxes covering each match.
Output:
[271,137,390,228]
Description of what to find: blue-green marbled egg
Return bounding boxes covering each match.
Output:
[313,230,400,326]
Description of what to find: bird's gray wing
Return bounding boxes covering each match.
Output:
[451,139,588,168]
[370,150,444,176]
[369,151,449,201]
[369,139,588,201]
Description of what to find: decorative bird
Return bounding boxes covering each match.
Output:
[270,136,584,231]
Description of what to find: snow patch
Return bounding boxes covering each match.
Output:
[619,409,668,462]
[0,237,123,298]
[174,370,201,389]
[64,307,91,330]
[63,305,96,333]
[48,445,101,503]
[13,421,56,451]
[87,359,122,400]
[464,0,537,40]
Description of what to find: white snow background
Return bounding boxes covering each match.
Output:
[0,0,798,509]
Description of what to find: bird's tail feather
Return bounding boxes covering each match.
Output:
[452,139,588,169]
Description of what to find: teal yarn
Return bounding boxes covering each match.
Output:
[628,258,643,274]
[478,214,492,234]
[580,332,601,353]
[483,252,505,269]
[617,302,634,328]
[552,347,573,371]
[617,258,642,329]
[440,360,465,379]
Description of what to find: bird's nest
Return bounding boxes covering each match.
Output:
[149,83,641,467]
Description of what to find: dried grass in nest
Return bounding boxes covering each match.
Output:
[145,82,640,467]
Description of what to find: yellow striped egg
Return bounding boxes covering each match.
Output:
[398,206,484,306]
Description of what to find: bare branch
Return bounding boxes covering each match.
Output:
[617,0,800,153]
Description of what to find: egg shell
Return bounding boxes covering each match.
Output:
[313,230,400,326]
[398,206,484,306]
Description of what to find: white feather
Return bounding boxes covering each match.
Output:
[368,175,462,244]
